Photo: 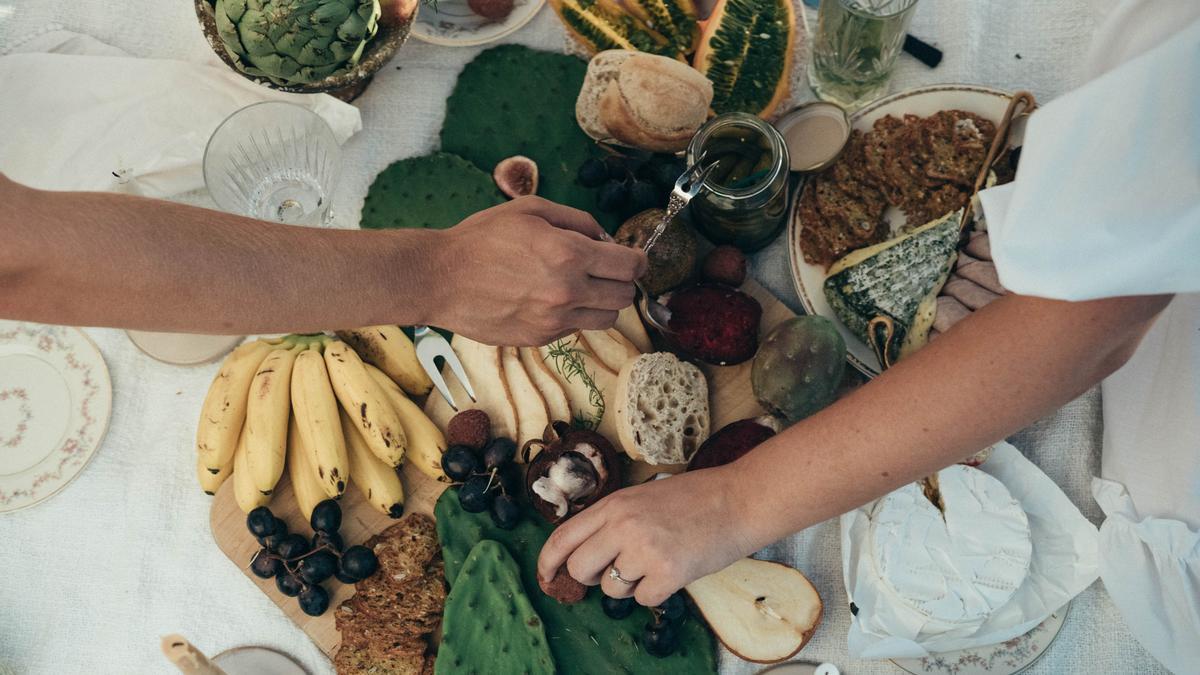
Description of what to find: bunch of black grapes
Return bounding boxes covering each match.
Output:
[441,437,522,529]
[577,152,686,221]
[601,591,689,658]
[246,500,379,616]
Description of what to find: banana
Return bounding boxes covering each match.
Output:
[233,427,270,513]
[291,343,349,498]
[336,326,432,397]
[340,408,405,518]
[196,339,274,472]
[288,416,327,520]
[243,343,301,495]
[196,458,232,495]
[364,363,451,483]
[324,339,407,467]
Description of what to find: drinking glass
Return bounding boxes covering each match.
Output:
[807,0,920,108]
[203,101,341,227]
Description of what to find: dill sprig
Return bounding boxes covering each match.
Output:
[545,337,604,430]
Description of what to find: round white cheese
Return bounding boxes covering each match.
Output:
[868,465,1032,630]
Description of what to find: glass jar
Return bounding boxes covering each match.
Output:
[686,113,791,252]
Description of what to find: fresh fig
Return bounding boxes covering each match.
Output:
[615,209,697,296]
[665,283,762,366]
[751,316,846,424]
[493,155,538,199]
[687,416,780,471]
[524,421,622,524]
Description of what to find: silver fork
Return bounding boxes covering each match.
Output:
[412,325,476,412]
[637,158,718,333]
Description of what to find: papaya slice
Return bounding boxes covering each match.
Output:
[694,0,795,118]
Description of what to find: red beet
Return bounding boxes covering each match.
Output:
[687,417,778,471]
[666,283,762,365]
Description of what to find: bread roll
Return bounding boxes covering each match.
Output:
[614,353,710,465]
[577,50,714,153]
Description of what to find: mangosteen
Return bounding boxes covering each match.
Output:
[524,422,622,524]
[493,155,538,199]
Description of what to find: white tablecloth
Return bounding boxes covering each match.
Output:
[0,1,1171,673]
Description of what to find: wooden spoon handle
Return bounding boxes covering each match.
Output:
[161,635,227,675]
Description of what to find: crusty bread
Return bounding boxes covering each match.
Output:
[614,353,711,465]
[577,50,713,153]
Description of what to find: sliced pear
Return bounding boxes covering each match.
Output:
[537,335,620,442]
[614,304,653,353]
[500,346,550,453]
[580,328,641,373]
[685,557,823,664]
[519,347,572,424]
[423,336,518,441]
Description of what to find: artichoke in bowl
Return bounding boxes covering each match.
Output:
[215,0,383,87]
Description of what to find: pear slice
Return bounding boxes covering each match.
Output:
[537,335,620,442]
[685,558,823,664]
[500,346,550,453]
[614,304,653,353]
[580,328,641,373]
[519,347,572,424]
[423,336,518,441]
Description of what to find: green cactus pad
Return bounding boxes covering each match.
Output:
[359,152,504,231]
[440,45,618,231]
[436,540,555,675]
[436,488,717,674]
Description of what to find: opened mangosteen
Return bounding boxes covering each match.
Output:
[523,421,622,524]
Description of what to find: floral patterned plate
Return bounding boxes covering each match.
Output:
[892,604,1070,675]
[412,0,545,47]
[0,321,111,513]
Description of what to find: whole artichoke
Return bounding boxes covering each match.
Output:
[215,0,382,87]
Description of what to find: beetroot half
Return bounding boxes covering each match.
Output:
[687,417,779,471]
[524,421,622,524]
[666,283,763,365]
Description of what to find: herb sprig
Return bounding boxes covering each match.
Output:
[545,337,604,430]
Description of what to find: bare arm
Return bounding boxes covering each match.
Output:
[539,292,1171,605]
[0,174,645,345]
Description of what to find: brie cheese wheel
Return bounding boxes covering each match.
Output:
[868,465,1032,630]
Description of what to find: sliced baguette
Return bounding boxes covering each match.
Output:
[614,353,710,465]
[519,347,572,423]
[576,50,636,142]
[500,346,550,452]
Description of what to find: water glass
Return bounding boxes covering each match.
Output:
[807,0,920,108]
[203,101,341,227]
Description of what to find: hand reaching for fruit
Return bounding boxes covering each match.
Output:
[537,467,761,607]
[435,197,648,346]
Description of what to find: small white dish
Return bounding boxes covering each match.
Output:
[891,604,1069,675]
[213,646,308,675]
[0,321,112,513]
[412,0,545,47]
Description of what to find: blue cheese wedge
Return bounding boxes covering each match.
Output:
[868,465,1032,633]
[824,209,962,362]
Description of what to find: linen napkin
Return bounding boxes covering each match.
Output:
[0,30,361,197]
[840,441,1100,658]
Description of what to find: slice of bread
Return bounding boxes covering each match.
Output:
[600,53,713,152]
[576,49,635,142]
[614,353,711,465]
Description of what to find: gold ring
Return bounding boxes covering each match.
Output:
[609,566,636,585]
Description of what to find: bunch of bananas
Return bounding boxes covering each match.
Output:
[195,326,451,518]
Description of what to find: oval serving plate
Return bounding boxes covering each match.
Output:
[412,0,545,47]
[0,321,112,513]
[787,84,1014,377]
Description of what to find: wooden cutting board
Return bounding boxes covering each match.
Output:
[210,279,796,660]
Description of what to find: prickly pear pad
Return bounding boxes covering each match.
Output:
[359,152,503,231]
[436,488,717,674]
[440,45,618,231]
[436,540,555,675]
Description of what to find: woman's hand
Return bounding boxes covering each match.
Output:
[536,466,763,606]
[432,196,647,347]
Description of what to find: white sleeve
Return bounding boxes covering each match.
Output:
[980,17,1200,302]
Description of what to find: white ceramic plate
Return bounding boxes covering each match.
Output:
[213,646,308,675]
[787,84,1014,377]
[0,321,111,513]
[892,603,1070,675]
[412,0,545,47]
